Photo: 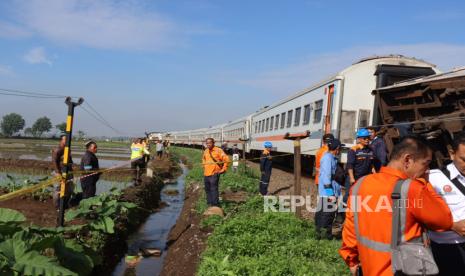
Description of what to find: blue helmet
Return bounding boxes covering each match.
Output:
[356,128,370,138]
[264,141,272,148]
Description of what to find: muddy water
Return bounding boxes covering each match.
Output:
[112,164,187,276]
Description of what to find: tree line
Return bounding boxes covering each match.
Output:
[0,113,85,139]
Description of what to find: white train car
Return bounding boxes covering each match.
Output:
[171,130,190,145]
[249,55,439,162]
[222,116,252,151]
[190,128,208,146]
[205,124,226,145]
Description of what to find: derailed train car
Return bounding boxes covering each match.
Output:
[373,67,465,168]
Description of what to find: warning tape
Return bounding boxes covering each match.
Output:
[0,157,145,202]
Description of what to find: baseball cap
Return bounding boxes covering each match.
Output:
[328,138,344,150]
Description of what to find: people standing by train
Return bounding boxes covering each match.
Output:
[339,136,465,276]
[347,129,375,186]
[156,140,164,160]
[314,133,335,187]
[202,138,229,207]
[315,138,343,240]
[232,145,240,173]
[130,138,150,185]
[367,126,388,172]
[428,133,465,276]
[259,142,273,196]
[80,141,100,199]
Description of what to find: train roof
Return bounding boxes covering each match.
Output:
[353,54,436,67]
[373,67,465,93]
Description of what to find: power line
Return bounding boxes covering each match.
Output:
[84,102,115,130]
[80,105,126,136]
[0,87,70,98]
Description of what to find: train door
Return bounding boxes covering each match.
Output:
[323,84,335,134]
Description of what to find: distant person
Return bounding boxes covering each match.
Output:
[142,138,151,163]
[315,138,343,240]
[156,140,164,160]
[314,133,334,187]
[367,126,388,172]
[428,132,465,275]
[163,140,170,157]
[259,142,273,195]
[202,138,229,207]
[51,134,74,210]
[131,138,150,185]
[232,145,240,173]
[80,141,100,199]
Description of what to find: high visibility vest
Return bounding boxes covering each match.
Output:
[131,143,144,160]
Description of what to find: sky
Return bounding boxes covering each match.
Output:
[1,0,465,137]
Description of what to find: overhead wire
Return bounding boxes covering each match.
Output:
[80,104,126,136]
[0,87,73,98]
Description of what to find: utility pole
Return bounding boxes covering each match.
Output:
[58,97,84,227]
[239,138,249,174]
[284,131,310,218]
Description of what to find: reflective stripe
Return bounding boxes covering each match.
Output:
[400,179,411,243]
[352,176,391,252]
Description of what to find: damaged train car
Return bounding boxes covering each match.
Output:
[373,67,465,168]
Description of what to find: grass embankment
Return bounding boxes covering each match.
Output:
[170,146,347,276]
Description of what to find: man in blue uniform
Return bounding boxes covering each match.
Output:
[259,141,273,195]
[347,128,375,186]
[367,126,388,172]
[316,138,343,239]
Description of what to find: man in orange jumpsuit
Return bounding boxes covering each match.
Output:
[202,138,229,207]
[340,136,465,276]
[314,133,334,186]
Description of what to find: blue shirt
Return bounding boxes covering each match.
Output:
[318,152,342,197]
[347,145,374,180]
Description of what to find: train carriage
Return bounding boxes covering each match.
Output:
[249,55,439,163]
[222,116,252,151]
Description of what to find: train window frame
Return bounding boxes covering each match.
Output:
[358,109,371,129]
[294,107,302,127]
[275,114,279,130]
[313,100,323,123]
[303,104,311,125]
[265,118,270,132]
[270,116,274,131]
[280,112,286,129]
[258,121,262,133]
[287,110,293,128]
[261,119,265,133]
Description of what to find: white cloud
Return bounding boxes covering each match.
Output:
[0,0,212,51]
[235,43,465,96]
[23,47,52,65]
[0,65,14,76]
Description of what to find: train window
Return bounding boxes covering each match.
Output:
[270,116,274,131]
[265,118,270,132]
[340,110,356,143]
[303,104,311,125]
[280,112,286,129]
[255,122,258,134]
[275,114,279,130]
[314,100,323,123]
[258,121,262,133]
[358,110,370,128]
[294,107,301,126]
[287,110,293,128]
[261,119,265,132]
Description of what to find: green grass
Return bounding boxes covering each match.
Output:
[171,146,348,276]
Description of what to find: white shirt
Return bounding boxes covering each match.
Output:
[428,163,465,244]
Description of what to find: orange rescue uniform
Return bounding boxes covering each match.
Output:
[339,166,453,276]
[202,147,230,176]
[314,144,328,185]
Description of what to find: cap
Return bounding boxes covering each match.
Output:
[323,133,335,142]
[327,138,344,150]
